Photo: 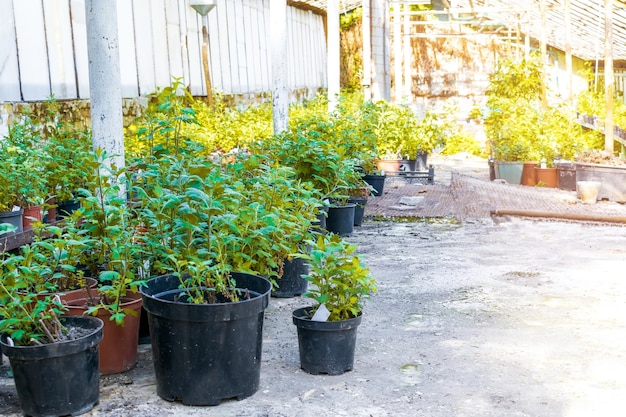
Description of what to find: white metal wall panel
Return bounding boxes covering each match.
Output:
[43,0,77,99]
[1,0,327,103]
[164,0,185,83]
[185,7,205,96]
[149,0,172,89]
[242,0,259,92]
[13,0,50,100]
[0,1,21,101]
[70,0,90,99]
[257,0,270,92]
[117,1,139,97]
[214,0,233,94]
[133,0,157,96]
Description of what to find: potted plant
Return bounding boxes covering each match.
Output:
[0,258,104,417]
[42,116,92,221]
[0,144,23,235]
[135,151,275,406]
[366,101,446,173]
[60,150,145,375]
[292,233,377,375]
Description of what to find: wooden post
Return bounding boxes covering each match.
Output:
[605,0,615,153]
[84,0,124,171]
[271,0,289,134]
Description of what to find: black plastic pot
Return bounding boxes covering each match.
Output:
[312,205,329,233]
[292,307,362,375]
[272,256,309,298]
[415,151,429,171]
[56,199,80,219]
[326,203,356,236]
[0,316,104,417]
[348,197,367,226]
[362,174,385,196]
[140,272,272,406]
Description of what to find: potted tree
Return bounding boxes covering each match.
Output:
[292,233,377,375]
[0,260,104,417]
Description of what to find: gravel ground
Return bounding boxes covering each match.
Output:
[2,155,626,416]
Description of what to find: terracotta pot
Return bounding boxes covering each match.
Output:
[534,167,558,188]
[22,205,43,231]
[521,162,538,186]
[64,291,143,375]
[375,159,416,172]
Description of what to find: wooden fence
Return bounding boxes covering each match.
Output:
[0,0,328,103]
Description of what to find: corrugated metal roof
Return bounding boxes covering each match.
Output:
[470,0,626,61]
[295,0,626,61]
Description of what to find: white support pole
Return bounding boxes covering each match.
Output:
[85,0,124,170]
[327,0,340,113]
[371,0,391,101]
[605,0,614,153]
[564,0,573,104]
[362,0,372,101]
[271,0,289,134]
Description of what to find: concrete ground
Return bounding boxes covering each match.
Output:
[2,154,626,416]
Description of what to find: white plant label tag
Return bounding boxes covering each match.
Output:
[311,304,331,322]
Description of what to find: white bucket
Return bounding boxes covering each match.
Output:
[576,181,601,204]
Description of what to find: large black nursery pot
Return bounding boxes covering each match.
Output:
[348,197,367,226]
[140,272,272,406]
[0,316,104,417]
[362,174,385,196]
[292,306,362,375]
[326,203,356,236]
[272,256,309,298]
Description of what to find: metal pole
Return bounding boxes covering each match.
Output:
[84,0,124,171]
[201,15,214,107]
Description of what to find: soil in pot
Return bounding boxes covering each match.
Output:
[0,316,104,417]
[140,272,272,406]
[64,291,143,375]
[292,306,362,375]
